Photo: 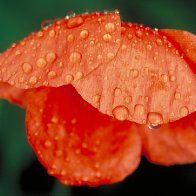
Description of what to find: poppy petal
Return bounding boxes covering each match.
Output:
[0,82,27,106]
[0,12,121,88]
[73,23,196,124]
[141,112,196,165]
[159,29,196,73]
[26,85,141,186]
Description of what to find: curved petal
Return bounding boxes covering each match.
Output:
[26,85,141,186]
[159,29,196,73]
[0,82,27,106]
[73,23,196,124]
[0,12,121,88]
[141,112,196,165]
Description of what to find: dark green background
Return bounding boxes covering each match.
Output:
[0,0,195,196]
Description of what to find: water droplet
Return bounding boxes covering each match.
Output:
[156,38,163,46]
[92,95,101,104]
[148,124,161,129]
[82,142,88,148]
[121,44,127,50]
[169,74,176,82]
[147,112,163,130]
[67,34,74,42]
[146,44,152,51]
[135,30,143,38]
[75,149,81,154]
[134,104,145,116]
[75,71,83,80]
[174,92,181,99]
[44,140,52,147]
[112,105,129,120]
[46,52,56,63]
[57,62,63,68]
[29,76,38,85]
[51,116,58,123]
[37,31,44,37]
[22,62,32,74]
[161,74,168,83]
[127,34,133,40]
[69,52,82,64]
[49,30,56,37]
[105,22,116,32]
[125,96,132,103]
[65,74,74,84]
[48,71,57,79]
[103,33,112,42]
[107,52,115,60]
[36,58,47,68]
[129,69,139,78]
[80,30,89,39]
[67,16,84,28]
[114,88,122,97]
[179,106,189,117]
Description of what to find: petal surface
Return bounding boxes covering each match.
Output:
[73,23,196,124]
[26,85,141,186]
[0,12,121,88]
[141,112,196,165]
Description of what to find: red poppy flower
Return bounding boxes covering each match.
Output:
[0,11,195,186]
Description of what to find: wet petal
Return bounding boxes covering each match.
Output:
[159,29,196,73]
[73,23,196,124]
[0,82,27,106]
[26,85,141,186]
[141,112,196,165]
[0,12,121,88]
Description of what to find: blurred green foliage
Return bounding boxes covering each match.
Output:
[0,0,195,195]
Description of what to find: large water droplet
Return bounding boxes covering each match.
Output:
[46,52,57,63]
[67,34,75,42]
[22,62,32,74]
[65,74,74,84]
[179,106,189,117]
[147,112,163,130]
[114,88,122,97]
[48,70,57,79]
[103,33,112,42]
[80,30,89,39]
[49,30,56,37]
[112,105,129,120]
[135,30,143,38]
[29,76,38,85]
[36,58,47,68]
[105,22,116,33]
[69,52,82,64]
[67,16,84,28]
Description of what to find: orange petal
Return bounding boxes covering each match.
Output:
[141,112,196,165]
[0,12,121,88]
[159,29,196,73]
[26,85,141,186]
[73,23,196,124]
[0,82,27,106]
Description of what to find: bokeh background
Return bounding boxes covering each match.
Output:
[0,0,196,195]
